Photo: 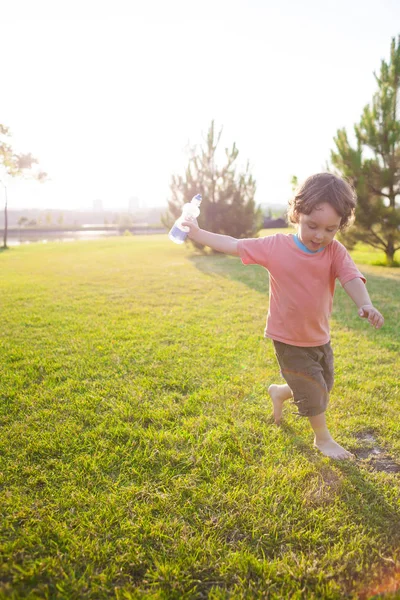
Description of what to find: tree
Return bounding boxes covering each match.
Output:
[0,124,47,248]
[163,121,263,250]
[330,36,400,266]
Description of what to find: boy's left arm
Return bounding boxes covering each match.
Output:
[343,277,384,329]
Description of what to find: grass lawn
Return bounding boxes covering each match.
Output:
[0,233,399,599]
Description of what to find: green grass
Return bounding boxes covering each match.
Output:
[0,235,399,599]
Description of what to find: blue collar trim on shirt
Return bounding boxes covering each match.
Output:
[293,234,325,254]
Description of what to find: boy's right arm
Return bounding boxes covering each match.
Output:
[181,219,239,255]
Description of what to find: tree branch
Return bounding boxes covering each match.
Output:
[363,239,387,251]
[368,226,387,249]
[367,184,391,198]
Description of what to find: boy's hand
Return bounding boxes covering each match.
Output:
[180,218,199,237]
[358,305,384,329]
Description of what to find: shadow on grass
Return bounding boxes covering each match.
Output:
[189,253,400,353]
[189,253,269,294]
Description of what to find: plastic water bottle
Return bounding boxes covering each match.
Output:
[168,194,202,244]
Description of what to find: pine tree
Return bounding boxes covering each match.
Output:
[163,121,263,250]
[330,36,400,266]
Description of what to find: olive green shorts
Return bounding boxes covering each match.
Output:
[272,340,334,417]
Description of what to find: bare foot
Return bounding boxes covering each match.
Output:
[268,384,291,424]
[314,438,355,460]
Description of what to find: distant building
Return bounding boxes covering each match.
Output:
[263,217,287,229]
[93,199,104,211]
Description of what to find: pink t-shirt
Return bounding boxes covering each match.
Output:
[237,233,366,347]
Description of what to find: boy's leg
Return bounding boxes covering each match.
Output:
[271,341,354,460]
[309,412,354,460]
[268,384,292,423]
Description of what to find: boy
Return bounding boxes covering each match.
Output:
[182,173,384,460]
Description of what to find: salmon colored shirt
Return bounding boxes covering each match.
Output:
[237,233,366,347]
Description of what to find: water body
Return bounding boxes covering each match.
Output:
[3,227,166,246]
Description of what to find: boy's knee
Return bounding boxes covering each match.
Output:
[282,372,329,417]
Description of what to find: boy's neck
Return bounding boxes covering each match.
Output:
[294,233,325,254]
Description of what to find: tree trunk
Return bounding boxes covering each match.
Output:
[3,186,8,249]
[385,235,396,266]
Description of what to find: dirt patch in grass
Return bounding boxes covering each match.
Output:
[355,431,400,473]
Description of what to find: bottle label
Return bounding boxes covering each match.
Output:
[169,224,188,242]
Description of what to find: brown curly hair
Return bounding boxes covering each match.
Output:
[287,173,357,230]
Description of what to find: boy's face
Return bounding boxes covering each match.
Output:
[297,202,342,252]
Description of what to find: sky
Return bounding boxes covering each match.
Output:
[1,0,399,211]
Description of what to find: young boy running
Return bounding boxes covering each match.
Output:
[181,173,384,460]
